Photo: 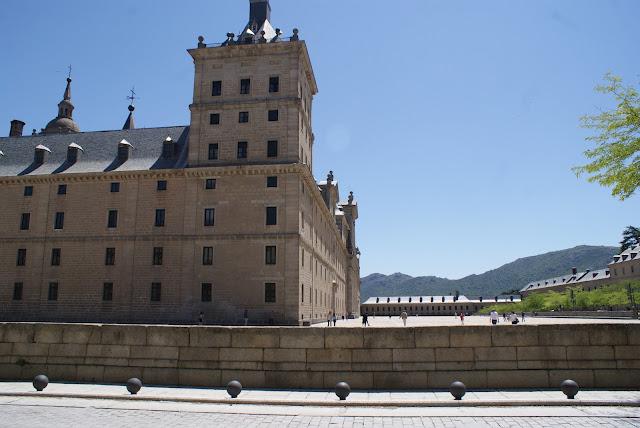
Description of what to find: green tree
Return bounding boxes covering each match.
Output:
[620,225,640,252]
[573,74,640,200]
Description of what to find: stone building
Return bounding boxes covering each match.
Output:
[520,244,640,297]
[360,295,521,316]
[0,0,360,325]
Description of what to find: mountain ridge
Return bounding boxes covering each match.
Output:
[360,245,617,301]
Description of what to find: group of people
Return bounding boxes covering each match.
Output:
[490,310,525,325]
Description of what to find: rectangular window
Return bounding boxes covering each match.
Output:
[153,247,163,266]
[204,208,215,227]
[105,247,115,266]
[212,80,222,96]
[13,283,23,301]
[157,180,167,191]
[208,143,219,160]
[240,78,251,94]
[268,110,279,122]
[209,113,220,125]
[237,141,248,159]
[103,283,113,301]
[267,140,278,158]
[54,212,64,230]
[16,249,26,266]
[269,76,280,93]
[107,210,118,228]
[51,248,61,266]
[57,184,67,195]
[239,111,249,123]
[202,247,214,265]
[205,179,217,190]
[201,283,212,302]
[24,186,33,197]
[267,176,278,188]
[48,282,58,301]
[266,207,277,225]
[20,213,30,231]
[265,283,276,303]
[155,209,166,227]
[151,282,161,302]
[265,246,277,265]
[110,182,120,193]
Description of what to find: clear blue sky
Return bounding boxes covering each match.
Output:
[1,0,638,279]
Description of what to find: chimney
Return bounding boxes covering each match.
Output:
[571,267,578,275]
[9,120,25,137]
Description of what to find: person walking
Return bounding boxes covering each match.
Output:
[362,313,367,326]
[521,312,526,322]
[460,312,465,325]
[490,310,499,325]
[332,314,337,327]
[198,312,204,325]
[327,313,331,327]
[401,311,408,327]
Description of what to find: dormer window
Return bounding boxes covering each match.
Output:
[118,139,132,161]
[34,145,51,164]
[67,143,83,164]
[162,137,174,159]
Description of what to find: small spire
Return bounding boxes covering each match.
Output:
[123,105,135,130]
[63,78,72,101]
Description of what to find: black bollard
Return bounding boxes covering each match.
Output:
[126,378,142,395]
[335,382,351,401]
[227,380,242,398]
[449,381,466,400]
[561,380,579,399]
[33,375,49,392]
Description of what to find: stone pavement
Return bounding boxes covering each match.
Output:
[0,382,639,427]
[314,315,640,328]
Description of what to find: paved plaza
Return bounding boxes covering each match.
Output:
[313,315,640,327]
[1,383,639,427]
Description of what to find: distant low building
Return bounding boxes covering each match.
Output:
[520,244,640,297]
[360,295,521,316]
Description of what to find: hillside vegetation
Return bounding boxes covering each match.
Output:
[361,245,617,301]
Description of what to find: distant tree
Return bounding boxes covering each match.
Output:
[573,73,640,200]
[620,226,640,252]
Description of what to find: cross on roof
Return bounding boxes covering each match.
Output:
[127,87,138,106]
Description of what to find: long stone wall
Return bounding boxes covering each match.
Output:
[1,323,639,389]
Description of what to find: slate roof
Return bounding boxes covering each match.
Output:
[0,126,189,177]
[611,244,640,265]
[520,268,611,293]
[362,295,521,305]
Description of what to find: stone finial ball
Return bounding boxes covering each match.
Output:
[126,378,143,395]
[449,381,466,400]
[227,380,242,398]
[561,379,579,399]
[335,381,351,401]
[198,36,204,42]
[33,375,49,392]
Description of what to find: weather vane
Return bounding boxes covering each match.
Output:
[67,65,72,80]
[127,87,138,106]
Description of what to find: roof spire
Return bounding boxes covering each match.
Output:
[43,74,80,135]
[123,87,137,130]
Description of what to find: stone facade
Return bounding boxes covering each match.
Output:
[0,0,360,325]
[1,322,638,389]
[361,295,521,316]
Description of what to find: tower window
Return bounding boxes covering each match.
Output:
[269,76,280,93]
[155,209,166,227]
[24,186,33,197]
[13,283,23,301]
[51,248,61,266]
[239,112,249,123]
[202,247,214,265]
[16,249,27,266]
[266,207,277,225]
[105,248,115,266]
[103,283,114,301]
[265,246,277,265]
[48,282,59,301]
[57,184,67,195]
[208,143,219,160]
[20,213,30,230]
[267,176,278,188]
[240,79,251,94]
[265,283,276,303]
[153,247,163,266]
[201,283,212,302]
[110,182,120,193]
[210,113,220,125]
[268,110,279,122]
[237,142,248,159]
[204,208,215,227]
[107,210,118,228]
[54,212,64,230]
[267,140,278,157]
[151,283,162,302]
[157,180,167,191]
[212,81,222,96]
[205,179,217,190]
